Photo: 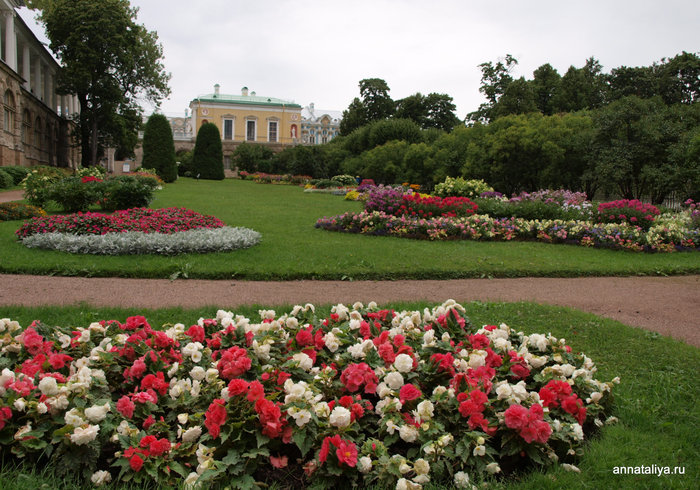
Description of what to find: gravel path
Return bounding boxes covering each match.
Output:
[1,274,698,347]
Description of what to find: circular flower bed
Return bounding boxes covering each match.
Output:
[0,300,618,488]
[16,207,260,255]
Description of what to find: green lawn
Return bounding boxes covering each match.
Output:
[1,179,699,280]
[0,301,697,489]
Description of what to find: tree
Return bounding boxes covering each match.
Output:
[657,51,700,105]
[339,97,367,136]
[531,64,561,115]
[359,78,394,122]
[141,113,177,182]
[467,54,518,124]
[232,142,274,173]
[492,77,538,118]
[192,123,224,180]
[552,57,606,113]
[395,92,460,132]
[39,0,170,166]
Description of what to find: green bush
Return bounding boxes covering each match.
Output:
[472,197,589,221]
[232,142,274,173]
[48,176,104,213]
[141,113,178,183]
[368,118,423,148]
[331,174,357,186]
[435,177,494,198]
[0,166,31,185]
[176,150,194,177]
[192,123,225,180]
[0,169,13,189]
[100,176,158,211]
[21,166,71,207]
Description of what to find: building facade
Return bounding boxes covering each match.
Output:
[301,103,341,145]
[0,1,79,167]
[188,85,302,168]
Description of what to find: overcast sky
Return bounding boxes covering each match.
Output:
[18,0,699,119]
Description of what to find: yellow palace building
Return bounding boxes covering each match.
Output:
[189,85,302,150]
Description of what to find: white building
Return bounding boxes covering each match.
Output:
[301,103,341,145]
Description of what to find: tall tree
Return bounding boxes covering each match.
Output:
[492,77,538,118]
[359,78,394,122]
[339,97,367,136]
[39,0,170,166]
[467,54,518,124]
[531,63,561,115]
[553,57,607,113]
[192,123,224,180]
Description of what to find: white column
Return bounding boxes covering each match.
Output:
[3,11,16,72]
[22,45,30,90]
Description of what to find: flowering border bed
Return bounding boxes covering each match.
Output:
[20,227,261,256]
[0,300,617,488]
[315,211,700,253]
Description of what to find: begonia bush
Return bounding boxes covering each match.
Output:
[0,300,618,488]
[596,199,660,230]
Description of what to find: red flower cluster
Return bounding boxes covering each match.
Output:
[539,380,587,424]
[457,389,494,433]
[216,346,252,380]
[205,399,227,439]
[319,435,358,467]
[504,403,552,444]
[397,194,478,219]
[16,207,225,238]
[340,362,378,394]
[597,199,660,229]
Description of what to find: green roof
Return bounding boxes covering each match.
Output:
[192,93,302,109]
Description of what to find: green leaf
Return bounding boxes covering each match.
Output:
[222,448,241,466]
[293,429,315,457]
[230,474,257,490]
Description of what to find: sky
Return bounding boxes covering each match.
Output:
[17,0,700,119]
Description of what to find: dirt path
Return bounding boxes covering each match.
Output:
[0,189,24,202]
[1,274,698,347]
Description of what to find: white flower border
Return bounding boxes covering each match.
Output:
[20,226,261,255]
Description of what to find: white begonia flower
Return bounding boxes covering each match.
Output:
[416,400,434,421]
[70,424,100,445]
[252,340,271,361]
[314,402,330,418]
[571,423,584,441]
[64,408,86,427]
[384,371,404,390]
[399,462,412,474]
[90,470,112,486]
[13,398,27,412]
[14,423,32,441]
[324,332,340,353]
[468,351,486,368]
[258,309,276,320]
[432,386,447,397]
[178,413,189,425]
[562,463,581,473]
[473,445,486,456]
[182,342,203,361]
[329,406,351,428]
[512,381,529,401]
[51,394,69,412]
[385,420,399,434]
[36,402,48,415]
[559,363,576,377]
[349,318,361,330]
[358,456,373,473]
[348,342,367,359]
[190,379,201,397]
[332,303,349,321]
[454,471,471,488]
[528,333,549,351]
[184,472,200,487]
[394,353,414,373]
[288,407,312,427]
[587,391,603,404]
[77,329,91,343]
[413,458,430,475]
[205,368,219,383]
[285,316,298,329]
[399,424,418,442]
[485,462,501,474]
[495,382,513,400]
[368,301,377,310]
[57,333,71,349]
[84,403,110,423]
[422,330,436,347]
[441,332,451,343]
[376,382,392,398]
[189,366,206,381]
[167,362,179,378]
[492,337,512,351]
[182,426,203,443]
[292,352,313,371]
[526,354,548,369]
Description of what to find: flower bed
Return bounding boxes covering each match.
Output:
[597,199,660,230]
[315,211,700,252]
[20,227,261,255]
[0,202,46,222]
[16,208,225,239]
[0,300,617,488]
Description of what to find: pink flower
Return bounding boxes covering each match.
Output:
[399,383,422,404]
[205,399,227,439]
[270,455,289,469]
[117,395,135,418]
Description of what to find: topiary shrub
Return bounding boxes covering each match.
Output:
[0,169,13,189]
[368,118,422,148]
[141,113,178,183]
[192,123,225,180]
[0,166,31,185]
[100,176,158,211]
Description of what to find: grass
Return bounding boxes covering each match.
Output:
[0,301,697,489]
[0,178,699,280]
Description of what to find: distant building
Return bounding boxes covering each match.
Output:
[301,103,341,145]
[0,0,79,167]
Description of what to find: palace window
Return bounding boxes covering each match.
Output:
[268,120,278,142]
[22,109,31,145]
[223,118,234,140]
[34,116,42,148]
[3,91,15,134]
[246,120,256,141]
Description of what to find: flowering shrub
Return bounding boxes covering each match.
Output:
[16,208,225,239]
[0,202,46,222]
[0,300,618,488]
[510,190,589,208]
[683,199,700,229]
[315,211,700,252]
[596,199,660,230]
[357,179,376,192]
[20,166,71,207]
[21,226,261,255]
[48,176,105,213]
[435,177,494,198]
[363,185,410,215]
